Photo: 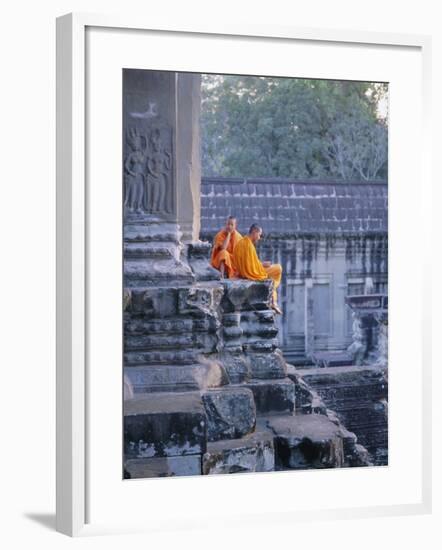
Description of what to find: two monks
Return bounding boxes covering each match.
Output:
[210,217,282,314]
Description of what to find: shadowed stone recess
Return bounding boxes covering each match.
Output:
[241,378,296,414]
[266,414,345,470]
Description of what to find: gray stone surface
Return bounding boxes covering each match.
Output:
[266,414,345,469]
[215,351,249,384]
[202,432,275,474]
[202,387,256,441]
[241,378,296,414]
[124,455,202,478]
[221,280,273,313]
[247,350,287,379]
[187,240,220,281]
[124,392,206,458]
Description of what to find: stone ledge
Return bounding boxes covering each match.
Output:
[202,431,275,474]
[220,279,273,312]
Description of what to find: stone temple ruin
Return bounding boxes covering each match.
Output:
[123,69,388,478]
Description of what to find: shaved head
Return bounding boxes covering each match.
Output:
[225,216,237,232]
[249,224,262,243]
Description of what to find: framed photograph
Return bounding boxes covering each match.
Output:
[56,13,432,536]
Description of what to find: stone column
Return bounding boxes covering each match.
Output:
[304,278,315,358]
[176,73,201,242]
[122,69,204,288]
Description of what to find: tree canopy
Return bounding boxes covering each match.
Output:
[201,75,388,181]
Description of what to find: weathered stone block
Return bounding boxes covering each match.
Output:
[202,387,256,441]
[247,350,287,379]
[220,280,273,313]
[178,284,224,318]
[266,414,345,469]
[241,378,296,414]
[202,432,275,474]
[187,241,221,281]
[128,287,179,317]
[124,455,202,478]
[124,392,206,458]
[217,351,250,383]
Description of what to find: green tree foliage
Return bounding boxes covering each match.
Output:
[201,75,388,181]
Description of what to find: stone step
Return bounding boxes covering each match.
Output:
[124,349,200,366]
[202,387,256,442]
[264,413,345,470]
[124,317,214,335]
[237,378,296,414]
[124,363,229,393]
[124,391,206,459]
[202,431,275,475]
[124,455,202,479]
[124,241,178,259]
[124,331,218,352]
[124,258,195,287]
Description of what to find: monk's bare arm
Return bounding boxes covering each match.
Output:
[220,231,232,250]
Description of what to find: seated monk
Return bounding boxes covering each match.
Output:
[210,216,242,279]
[233,224,283,314]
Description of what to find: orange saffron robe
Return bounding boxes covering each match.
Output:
[210,229,242,278]
[233,236,282,305]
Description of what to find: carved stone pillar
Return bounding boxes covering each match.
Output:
[123,69,201,236]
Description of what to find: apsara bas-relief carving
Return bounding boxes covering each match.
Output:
[124,118,173,216]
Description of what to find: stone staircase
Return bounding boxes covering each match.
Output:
[123,243,371,478]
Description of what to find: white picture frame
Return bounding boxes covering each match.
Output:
[56,12,432,537]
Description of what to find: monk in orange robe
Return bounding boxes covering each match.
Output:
[210,216,242,279]
[233,224,283,314]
